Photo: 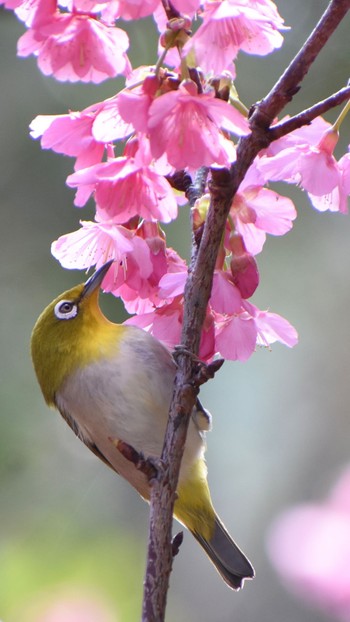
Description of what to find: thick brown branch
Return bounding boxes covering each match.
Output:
[141,2,350,620]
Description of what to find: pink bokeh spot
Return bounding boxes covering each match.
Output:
[37,592,115,622]
[267,466,350,620]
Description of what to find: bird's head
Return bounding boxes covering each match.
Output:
[31,261,117,405]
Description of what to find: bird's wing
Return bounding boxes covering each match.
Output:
[55,396,119,473]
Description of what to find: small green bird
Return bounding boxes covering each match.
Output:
[31,261,254,590]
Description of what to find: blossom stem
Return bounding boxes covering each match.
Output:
[154,45,172,77]
[229,96,249,118]
[332,96,350,131]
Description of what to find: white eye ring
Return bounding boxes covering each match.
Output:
[54,300,78,320]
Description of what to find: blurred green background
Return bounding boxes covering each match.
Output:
[1,2,349,621]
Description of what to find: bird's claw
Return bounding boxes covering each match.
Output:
[111,438,162,483]
[172,346,225,387]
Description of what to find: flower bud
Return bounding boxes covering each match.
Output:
[192,195,209,230]
[228,230,247,256]
[230,252,259,298]
[160,17,192,50]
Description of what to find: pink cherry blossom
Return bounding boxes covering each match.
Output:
[229,232,259,298]
[117,75,160,134]
[106,232,187,314]
[51,219,134,270]
[171,0,201,13]
[125,298,184,348]
[100,0,161,21]
[267,465,350,621]
[210,270,243,314]
[229,182,297,255]
[258,126,349,212]
[147,80,249,169]
[160,266,246,312]
[214,300,297,361]
[308,149,350,214]
[0,0,24,8]
[184,0,286,75]
[246,301,298,348]
[2,0,56,26]
[214,311,257,361]
[52,219,158,312]
[126,298,215,361]
[17,12,131,83]
[158,270,187,299]
[30,109,105,170]
[66,147,178,223]
[30,96,133,169]
[262,115,332,158]
[91,95,134,143]
[129,277,297,361]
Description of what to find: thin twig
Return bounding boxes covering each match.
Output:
[269,85,350,140]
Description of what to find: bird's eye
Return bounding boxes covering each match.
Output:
[54,300,78,320]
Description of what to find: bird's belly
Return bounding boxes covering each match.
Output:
[55,354,205,493]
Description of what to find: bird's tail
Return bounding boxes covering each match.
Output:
[192,515,255,590]
[175,458,254,589]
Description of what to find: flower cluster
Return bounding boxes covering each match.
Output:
[267,466,350,621]
[3,0,287,82]
[3,0,350,361]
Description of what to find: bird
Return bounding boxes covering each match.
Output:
[31,260,254,590]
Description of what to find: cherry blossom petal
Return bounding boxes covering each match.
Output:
[147,83,248,169]
[51,220,133,270]
[67,158,178,223]
[159,271,187,298]
[92,96,134,142]
[210,271,242,314]
[234,220,267,255]
[125,301,183,349]
[253,308,298,348]
[215,314,257,361]
[30,111,105,169]
[300,150,340,195]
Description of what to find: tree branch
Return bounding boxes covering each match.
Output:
[141,2,350,620]
[250,0,350,131]
[269,85,350,140]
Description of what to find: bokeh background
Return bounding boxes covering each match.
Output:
[1,2,350,621]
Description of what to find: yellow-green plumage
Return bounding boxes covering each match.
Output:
[31,284,126,405]
[31,262,254,590]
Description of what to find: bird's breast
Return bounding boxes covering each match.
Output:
[54,328,206,492]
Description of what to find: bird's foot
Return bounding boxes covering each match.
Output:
[173,346,225,387]
[111,438,162,483]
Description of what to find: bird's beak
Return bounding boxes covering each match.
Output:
[81,260,114,299]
